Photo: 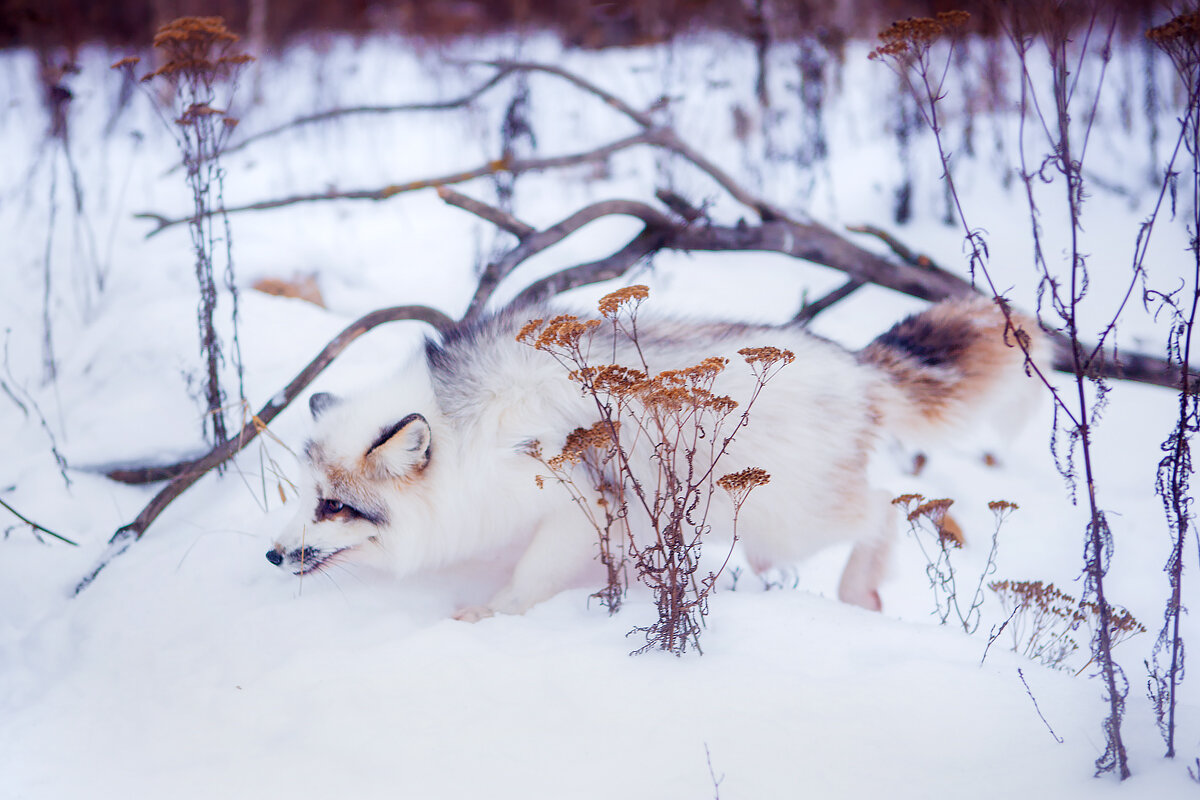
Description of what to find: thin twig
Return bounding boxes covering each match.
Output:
[436,185,534,238]
[981,604,1021,666]
[0,496,77,546]
[792,278,866,324]
[85,304,451,534]
[174,67,517,170]
[1018,668,1064,744]
[137,130,663,238]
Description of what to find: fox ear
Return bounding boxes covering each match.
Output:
[310,392,341,420]
[365,413,432,476]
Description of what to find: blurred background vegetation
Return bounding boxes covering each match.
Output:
[0,0,1165,51]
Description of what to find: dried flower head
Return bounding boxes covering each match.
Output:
[515,318,545,345]
[517,314,602,352]
[635,359,737,415]
[1147,11,1200,48]
[177,102,222,126]
[141,16,254,85]
[905,497,961,548]
[569,364,648,396]
[598,285,650,318]
[718,467,771,506]
[995,580,1081,622]
[562,421,617,456]
[1147,11,1200,82]
[868,11,970,64]
[739,346,795,382]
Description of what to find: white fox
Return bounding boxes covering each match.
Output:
[267,294,1044,618]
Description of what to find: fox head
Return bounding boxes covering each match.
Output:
[266,390,436,576]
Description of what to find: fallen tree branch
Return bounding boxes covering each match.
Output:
[137,129,664,238]
[512,227,670,307]
[85,304,451,510]
[461,196,674,320]
[179,67,517,170]
[793,278,867,324]
[846,223,938,267]
[90,61,1196,595]
[138,59,802,238]
[475,59,792,221]
[436,185,534,238]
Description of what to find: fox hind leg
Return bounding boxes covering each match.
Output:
[836,491,896,612]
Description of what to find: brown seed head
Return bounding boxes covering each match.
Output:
[569,364,648,396]
[1147,12,1200,47]
[141,16,254,84]
[598,285,649,318]
[521,314,602,352]
[738,346,795,370]
[988,499,1019,514]
[562,421,617,456]
[1147,11,1200,77]
[718,467,771,498]
[868,11,970,63]
[892,493,925,509]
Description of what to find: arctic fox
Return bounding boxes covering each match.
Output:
[267,294,1044,617]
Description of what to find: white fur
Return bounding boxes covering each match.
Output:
[269,301,1039,616]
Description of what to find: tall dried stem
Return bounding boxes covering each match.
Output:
[1144,9,1200,760]
[871,5,1132,777]
[113,17,253,449]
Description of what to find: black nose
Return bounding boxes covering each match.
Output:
[265,549,283,566]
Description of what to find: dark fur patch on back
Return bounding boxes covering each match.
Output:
[870,314,974,370]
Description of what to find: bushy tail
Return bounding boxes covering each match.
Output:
[858,296,1048,443]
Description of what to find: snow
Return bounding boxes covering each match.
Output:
[2,31,1199,798]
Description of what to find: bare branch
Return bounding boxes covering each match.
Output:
[137,130,662,238]
[847,223,938,267]
[478,60,792,221]
[454,197,674,321]
[103,303,453,488]
[511,227,669,308]
[193,67,517,168]
[468,59,656,128]
[436,185,534,238]
[792,278,866,324]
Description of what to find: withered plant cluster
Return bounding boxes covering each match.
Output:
[519,286,791,655]
[893,494,1011,634]
[1144,9,1200,761]
[866,3,1200,778]
[113,17,254,448]
[989,579,1146,672]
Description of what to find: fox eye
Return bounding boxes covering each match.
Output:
[316,498,358,521]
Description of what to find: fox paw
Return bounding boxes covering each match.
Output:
[453,605,495,623]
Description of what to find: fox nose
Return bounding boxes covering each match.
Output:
[265,549,284,566]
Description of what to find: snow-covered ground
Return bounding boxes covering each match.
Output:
[2,31,1199,798]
